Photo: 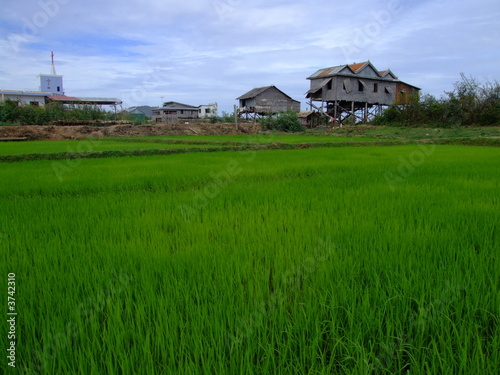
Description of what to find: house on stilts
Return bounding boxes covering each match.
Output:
[237,85,300,120]
[306,61,420,124]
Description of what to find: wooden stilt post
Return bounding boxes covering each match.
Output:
[334,101,337,127]
[364,102,368,122]
[351,101,355,125]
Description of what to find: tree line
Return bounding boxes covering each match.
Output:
[372,74,500,127]
[0,101,131,125]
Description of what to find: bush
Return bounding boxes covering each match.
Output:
[259,111,305,132]
[207,111,236,123]
[0,100,132,125]
[371,74,500,127]
[0,100,21,124]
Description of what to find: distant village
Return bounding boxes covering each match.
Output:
[0,53,419,126]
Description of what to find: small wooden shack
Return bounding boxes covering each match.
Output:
[306,61,420,124]
[237,85,300,120]
[298,111,325,128]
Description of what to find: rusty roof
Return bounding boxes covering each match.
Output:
[379,69,398,79]
[308,61,402,81]
[348,62,368,72]
[307,61,372,79]
[307,65,346,79]
[316,67,337,77]
[49,94,81,101]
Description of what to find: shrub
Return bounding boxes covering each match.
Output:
[0,100,132,125]
[259,111,305,132]
[371,74,500,127]
[0,100,21,124]
[207,111,236,123]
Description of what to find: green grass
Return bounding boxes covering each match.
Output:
[113,126,500,142]
[113,134,380,143]
[0,139,219,155]
[2,125,498,158]
[335,125,500,139]
[1,145,499,374]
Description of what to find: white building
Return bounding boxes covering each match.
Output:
[0,90,51,106]
[38,52,64,95]
[198,103,218,118]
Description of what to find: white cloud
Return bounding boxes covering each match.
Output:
[0,0,499,112]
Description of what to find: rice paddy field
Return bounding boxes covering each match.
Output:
[0,139,221,155]
[1,136,499,374]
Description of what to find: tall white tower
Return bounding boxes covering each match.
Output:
[38,52,64,95]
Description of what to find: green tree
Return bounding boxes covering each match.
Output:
[371,74,500,127]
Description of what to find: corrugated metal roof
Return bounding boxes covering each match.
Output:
[49,94,80,101]
[306,86,321,94]
[307,62,371,79]
[298,110,319,118]
[156,106,199,111]
[0,90,52,97]
[48,95,122,104]
[237,85,299,103]
[237,86,273,100]
[78,97,122,104]
[161,101,198,109]
[307,65,346,79]
[348,62,368,72]
[317,66,344,77]
[307,61,406,84]
[379,69,398,80]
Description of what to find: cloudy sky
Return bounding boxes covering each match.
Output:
[1,0,499,113]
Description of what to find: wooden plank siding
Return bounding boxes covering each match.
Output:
[306,61,420,123]
[238,86,300,115]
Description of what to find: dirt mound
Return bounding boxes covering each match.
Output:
[0,123,261,141]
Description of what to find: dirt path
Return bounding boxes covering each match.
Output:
[0,123,261,141]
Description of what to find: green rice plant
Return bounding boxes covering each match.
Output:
[0,145,498,374]
[112,134,380,143]
[0,139,220,155]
